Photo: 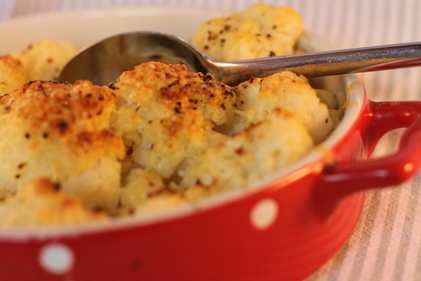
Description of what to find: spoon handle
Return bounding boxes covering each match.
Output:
[214,42,421,85]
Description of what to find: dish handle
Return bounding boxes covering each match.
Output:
[315,100,421,211]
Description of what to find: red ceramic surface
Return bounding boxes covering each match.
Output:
[1,8,421,281]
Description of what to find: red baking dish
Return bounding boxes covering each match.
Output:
[1,7,421,281]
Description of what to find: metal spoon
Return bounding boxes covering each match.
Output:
[58,31,421,86]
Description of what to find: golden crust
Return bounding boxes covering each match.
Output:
[191,3,303,61]
[112,62,236,178]
[181,107,313,189]
[114,62,236,126]
[0,80,125,213]
[119,168,218,215]
[235,71,333,144]
[0,80,122,156]
[0,55,27,96]
[14,39,77,81]
[0,178,108,227]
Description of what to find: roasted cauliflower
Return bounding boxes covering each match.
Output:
[0,3,344,226]
[0,178,108,227]
[14,39,77,81]
[0,55,27,96]
[191,3,303,61]
[0,80,125,213]
[235,71,333,144]
[181,108,313,190]
[111,62,236,179]
[119,168,216,215]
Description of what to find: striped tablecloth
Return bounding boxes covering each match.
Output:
[2,0,421,280]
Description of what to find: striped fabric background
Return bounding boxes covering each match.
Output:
[2,0,421,280]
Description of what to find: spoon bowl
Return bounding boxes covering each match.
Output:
[59,32,212,85]
[59,31,421,86]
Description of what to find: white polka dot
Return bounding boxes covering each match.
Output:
[250,198,279,229]
[39,243,74,274]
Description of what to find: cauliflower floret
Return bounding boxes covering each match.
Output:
[181,108,313,190]
[111,61,236,179]
[14,39,77,81]
[120,168,167,209]
[0,55,27,96]
[0,178,108,227]
[119,168,217,215]
[235,71,333,143]
[0,80,125,214]
[113,62,236,126]
[191,3,303,61]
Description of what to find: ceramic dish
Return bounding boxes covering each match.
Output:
[1,7,421,281]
